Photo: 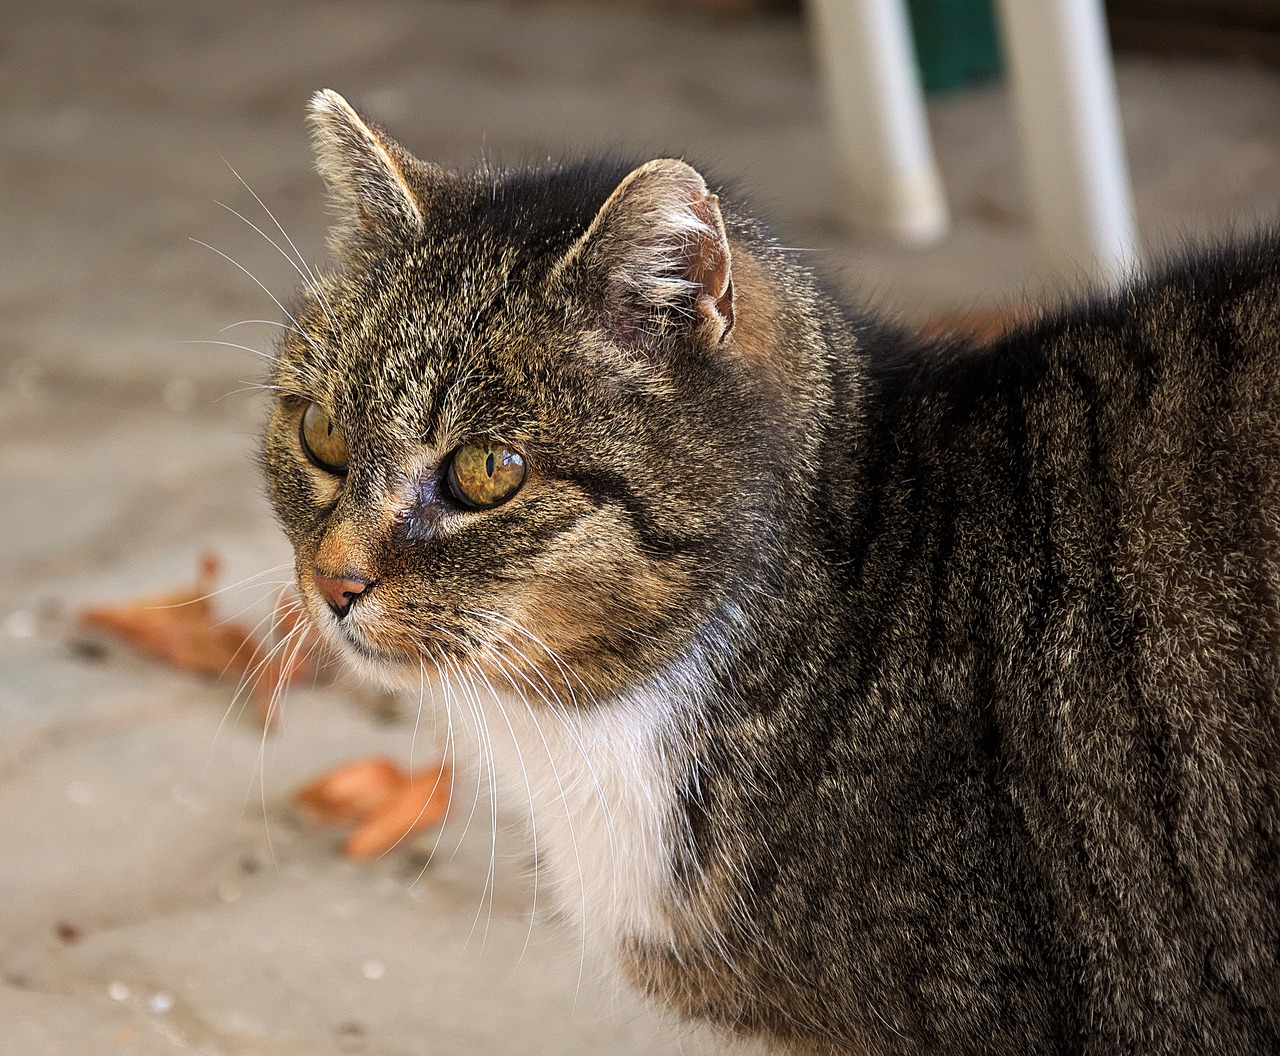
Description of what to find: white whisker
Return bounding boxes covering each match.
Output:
[412,649,462,883]
[457,648,545,961]
[442,651,502,948]
[179,337,274,362]
[189,238,325,359]
[217,154,340,329]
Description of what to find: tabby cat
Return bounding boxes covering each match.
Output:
[262,90,1280,1054]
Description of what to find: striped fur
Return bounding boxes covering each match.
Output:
[262,92,1280,1055]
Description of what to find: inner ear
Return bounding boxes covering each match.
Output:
[307,89,433,250]
[557,158,736,345]
[686,192,735,339]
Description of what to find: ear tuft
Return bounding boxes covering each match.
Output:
[561,159,735,344]
[307,89,426,250]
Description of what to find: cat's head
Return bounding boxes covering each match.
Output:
[262,90,798,702]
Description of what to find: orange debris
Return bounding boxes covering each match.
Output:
[295,757,452,860]
[78,553,320,729]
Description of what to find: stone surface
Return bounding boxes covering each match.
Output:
[1,1,1277,1052]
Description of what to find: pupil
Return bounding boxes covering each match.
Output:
[485,451,495,477]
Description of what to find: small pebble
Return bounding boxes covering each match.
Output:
[360,960,385,981]
[333,1020,366,1043]
[148,991,174,1014]
[67,637,108,662]
[107,982,130,1002]
[6,610,35,639]
[66,782,94,806]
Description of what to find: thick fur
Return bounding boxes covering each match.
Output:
[262,91,1280,1054]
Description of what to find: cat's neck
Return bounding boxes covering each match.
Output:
[463,647,710,958]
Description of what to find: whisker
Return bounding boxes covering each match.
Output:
[217,155,340,328]
[218,589,308,739]
[409,655,429,773]
[412,649,462,883]
[440,652,501,948]
[220,317,308,337]
[189,238,325,359]
[466,612,621,878]
[472,608,602,709]
[213,198,339,337]
[178,337,274,363]
[213,383,296,402]
[435,655,491,879]
[205,580,296,767]
[453,643,545,967]
[231,597,316,869]
[450,624,606,999]
[135,563,294,613]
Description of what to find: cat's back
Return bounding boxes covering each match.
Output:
[986,234,1280,1053]
[1008,234,1280,665]
[797,234,1280,1053]
[864,231,1280,450]
[857,232,1280,605]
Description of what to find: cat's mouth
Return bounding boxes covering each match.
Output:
[332,623,406,665]
[298,585,419,669]
[305,587,482,677]
[298,570,602,704]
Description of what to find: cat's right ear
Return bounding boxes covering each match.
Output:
[307,89,432,251]
[553,159,735,348]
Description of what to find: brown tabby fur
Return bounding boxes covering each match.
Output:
[262,91,1280,1054]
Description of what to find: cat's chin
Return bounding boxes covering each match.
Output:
[330,631,424,690]
[306,608,423,689]
[303,596,496,698]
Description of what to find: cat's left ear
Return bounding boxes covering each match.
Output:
[557,159,734,345]
[307,89,435,251]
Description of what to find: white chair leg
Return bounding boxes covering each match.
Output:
[807,0,949,245]
[994,0,1140,286]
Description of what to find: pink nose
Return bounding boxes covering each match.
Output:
[312,570,372,619]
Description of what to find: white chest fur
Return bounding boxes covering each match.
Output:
[470,683,691,952]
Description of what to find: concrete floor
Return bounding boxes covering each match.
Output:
[2,2,1278,1053]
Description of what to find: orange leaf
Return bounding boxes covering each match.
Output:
[78,554,322,731]
[79,553,256,679]
[344,762,452,860]
[294,757,408,823]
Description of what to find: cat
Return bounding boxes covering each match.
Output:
[261,89,1280,1054]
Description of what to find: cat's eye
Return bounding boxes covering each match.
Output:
[299,401,349,475]
[447,442,527,510]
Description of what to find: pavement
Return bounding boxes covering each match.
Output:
[2,2,1278,1053]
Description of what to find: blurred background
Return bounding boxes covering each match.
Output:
[2,1,1278,1053]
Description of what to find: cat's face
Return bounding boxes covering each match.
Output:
[262,92,776,702]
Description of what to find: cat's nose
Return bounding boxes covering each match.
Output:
[312,570,373,620]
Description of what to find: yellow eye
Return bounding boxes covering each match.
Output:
[299,401,349,474]
[447,442,527,510]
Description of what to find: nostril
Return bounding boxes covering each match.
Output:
[312,570,374,620]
